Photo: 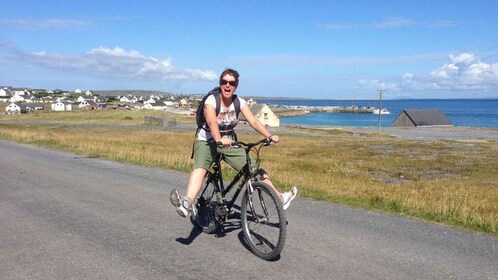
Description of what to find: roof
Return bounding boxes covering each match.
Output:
[393,109,452,127]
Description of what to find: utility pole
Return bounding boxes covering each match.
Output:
[377,89,384,134]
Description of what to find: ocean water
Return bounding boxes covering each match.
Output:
[256,99,498,128]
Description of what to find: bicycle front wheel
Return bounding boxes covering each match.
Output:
[241,182,286,260]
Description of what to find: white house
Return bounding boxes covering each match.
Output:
[143,101,167,110]
[119,95,138,103]
[75,88,82,94]
[241,103,280,127]
[163,100,175,106]
[10,95,25,102]
[85,90,93,96]
[12,89,31,97]
[178,98,189,107]
[0,88,12,102]
[144,97,157,104]
[79,99,99,109]
[0,88,12,97]
[5,102,27,114]
[77,96,87,103]
[51,101,73,111]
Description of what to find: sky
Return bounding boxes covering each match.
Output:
[1,0,498,99]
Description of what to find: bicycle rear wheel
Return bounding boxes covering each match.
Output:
[191,180,217,234]
[241,182,286,260]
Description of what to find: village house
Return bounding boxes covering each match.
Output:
[79,99,99,110]
[27,103,45,111]
[178,98,189,107]
[0,88,12,102]
[144,96,158,104]
[0,88,12,97]
[119,95,138,103]
[12,88,32,97]
[5,102,27,114]
[143,101,167,110]
[241,103,280,127]
[163,100,175,107]
[10,94,25,103]
[51,101,73,111]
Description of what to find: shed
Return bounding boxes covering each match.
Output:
[392,109,452,127]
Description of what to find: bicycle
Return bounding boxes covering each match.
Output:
[191,138,287,260]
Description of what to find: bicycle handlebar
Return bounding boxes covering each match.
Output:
[216,138,273,149]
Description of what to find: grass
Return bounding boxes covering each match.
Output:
[1,110,497,236]
[0,106,193,125]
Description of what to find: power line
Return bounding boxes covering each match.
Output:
[475,43,498,61]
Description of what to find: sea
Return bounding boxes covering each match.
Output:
[255,99,498,128]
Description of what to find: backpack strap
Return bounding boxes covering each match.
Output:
[233,95,240,118]
[191,92,241,159]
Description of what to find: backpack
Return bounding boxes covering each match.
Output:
[195,87,241,130]
[191,87,241,158]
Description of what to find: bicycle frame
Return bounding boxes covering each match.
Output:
[199,138,272,220]
[201,146,253,215]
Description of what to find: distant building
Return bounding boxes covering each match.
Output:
[5,102,27,114]
[79,99,99,109]
[392,109,452,127]
[0,88,13,98]
[51,101,73,111]
[178,98,189,107]
[143,101,167,110]
[240,103,280,127]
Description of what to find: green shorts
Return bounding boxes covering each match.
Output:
[193,140,247,171]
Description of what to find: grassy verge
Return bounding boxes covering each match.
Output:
[0,115,497,236]
[0,107,193,125]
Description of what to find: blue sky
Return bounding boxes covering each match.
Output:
[1,0,498,99]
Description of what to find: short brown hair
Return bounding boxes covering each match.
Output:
[219,68,239,86]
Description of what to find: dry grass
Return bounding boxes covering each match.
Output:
[0,107,194,125]
[1,112,497,235]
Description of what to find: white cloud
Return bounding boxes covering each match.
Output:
[359,79,399,91]
[0,18,91,29]
[2,44,217,81]
[427,53,498,88]
[367,52,498,94]
[319,17,457,30]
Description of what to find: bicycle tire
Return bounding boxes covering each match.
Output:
[191,180,217,234]
[241,182,287,260]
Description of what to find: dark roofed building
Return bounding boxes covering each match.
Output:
[392,109,452,127]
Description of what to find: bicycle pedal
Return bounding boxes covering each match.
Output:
[226,209,236,219]
[214,226,226,238]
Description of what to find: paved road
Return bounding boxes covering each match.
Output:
[1,140,497,280]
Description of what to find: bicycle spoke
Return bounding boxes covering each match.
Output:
[241,182,286,260]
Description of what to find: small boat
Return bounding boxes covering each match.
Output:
[372,108,391,115]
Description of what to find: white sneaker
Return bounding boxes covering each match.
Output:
[282,186,298,210]
[170,189,190,218]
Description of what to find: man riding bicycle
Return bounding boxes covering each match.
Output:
[170,68,297,217]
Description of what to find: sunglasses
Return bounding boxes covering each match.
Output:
[220,79,237,87]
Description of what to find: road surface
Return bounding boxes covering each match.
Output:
[0,140,497,279]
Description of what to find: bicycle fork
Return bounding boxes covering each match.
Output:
[246,181,270,223]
